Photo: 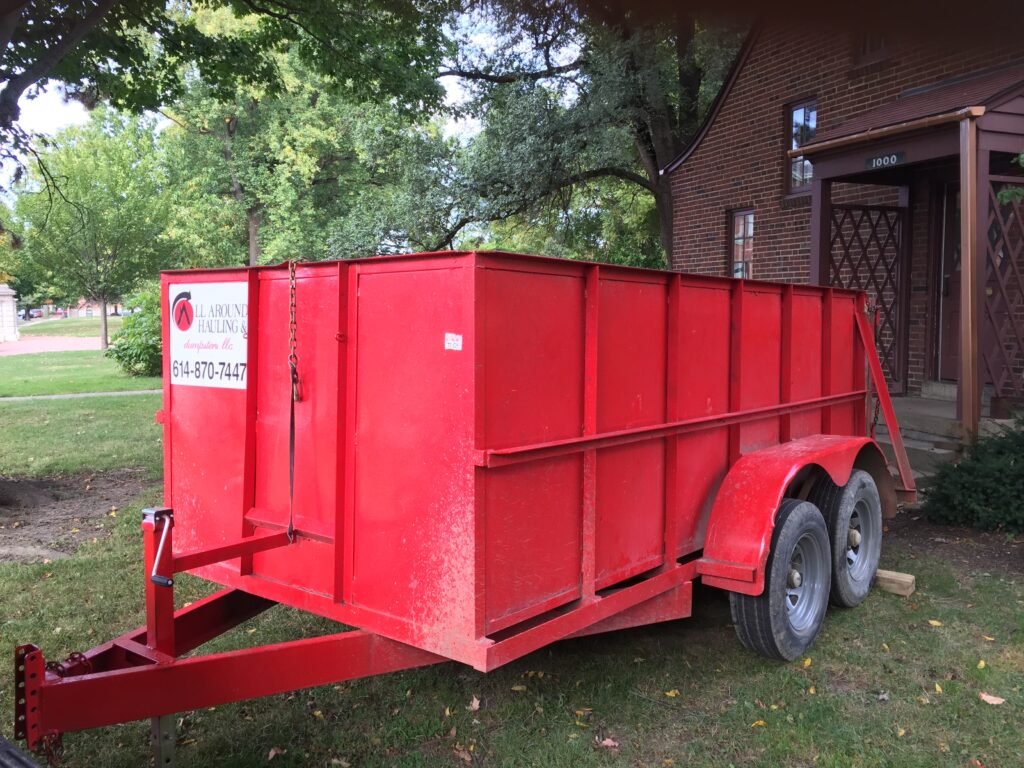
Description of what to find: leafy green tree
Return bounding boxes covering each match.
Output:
[0,0,452,224]
[442,3,744,255]
[11,108,170,347]
[164,40,464,265]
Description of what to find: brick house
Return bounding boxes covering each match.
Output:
[665,23,1024,435]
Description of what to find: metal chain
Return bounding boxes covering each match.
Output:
[288,260,299,396]
[287,260,299,543]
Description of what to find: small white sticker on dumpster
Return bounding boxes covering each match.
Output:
[444,332,463,351]
[168,281,248,389]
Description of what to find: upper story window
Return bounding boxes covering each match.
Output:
[730,209,754,278]
[788,100,818,193]
[854,32,890,67]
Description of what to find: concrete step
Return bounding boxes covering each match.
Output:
[875,424,961,451]
[875,431,958,478]
[917,380,994,410]
[886,397,963,440]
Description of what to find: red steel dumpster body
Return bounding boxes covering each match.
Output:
[163,251,885,669]
[15,251,916,753]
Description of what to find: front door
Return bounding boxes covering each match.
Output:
[937,184,961,381]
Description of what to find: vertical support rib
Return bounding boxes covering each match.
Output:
[341,265,361,601]
[728,280,744,463]
[332,262,348,603]
[581,265,600,600]
[821,288,834,434]
[959,117,981,438]
[780,283,794,442]
[240,269,261,576]
[662,274,682,567]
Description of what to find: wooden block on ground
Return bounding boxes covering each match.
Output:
[876,569,915,597]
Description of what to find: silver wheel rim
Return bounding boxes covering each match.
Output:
[785,532,826,633]
[846,498,875,583]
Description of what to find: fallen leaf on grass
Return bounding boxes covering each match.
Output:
[751,720,767,728]
[330,759,351,767]
[664,689,680,698]
[927,619,942,627]
[802,658,812,668]
[594,736,619,749]
[267,747,286,761]
[896,727,906,738]
[453,747,473,763]
[934,683,942,694]
[510,684,527,692]
[466,695,480,712]
[977,659,987,669]
[983,635,995,641]
[979,692,1005,705]
[878,691,890,702]
[807,686,816,695]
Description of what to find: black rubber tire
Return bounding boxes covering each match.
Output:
[730,499,831,661]
[808,469,883,608]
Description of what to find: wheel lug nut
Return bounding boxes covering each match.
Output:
[788,569,802,588]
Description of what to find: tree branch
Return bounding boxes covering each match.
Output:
[0,0,120,129]
[438,58,584,84]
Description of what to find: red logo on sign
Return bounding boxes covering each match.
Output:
[172,292,194,331]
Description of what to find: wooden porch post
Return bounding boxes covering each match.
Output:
[809,177,833,284]
[958,118,981,438]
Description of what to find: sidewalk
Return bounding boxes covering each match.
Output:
[0,390,161,402]
[0,336,102,356]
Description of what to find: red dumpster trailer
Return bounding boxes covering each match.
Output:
[14,251,915,760]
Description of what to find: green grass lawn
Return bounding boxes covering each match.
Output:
[1,384,1021,767]
[0,515,1020,768]
[0,395,162,477]
[0,351,161,398]
[19,315,124,338]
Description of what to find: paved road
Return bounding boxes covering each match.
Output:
[0,335,102,356]
[0,389,161,402]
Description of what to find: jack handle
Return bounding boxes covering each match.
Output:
[144,508,175,588]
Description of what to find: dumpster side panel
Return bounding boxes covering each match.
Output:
[789,292,824,438]
[674,281,732,556]
[349,263,477,647]
[481,265,585,632]
[595,275,667,588]
[251,266,342,596]
[162,273,249,561]
[739,287,782,453]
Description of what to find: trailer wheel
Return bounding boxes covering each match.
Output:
[730,499,831,661]
[809,469,882,608]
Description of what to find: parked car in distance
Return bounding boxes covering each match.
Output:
[28,308,43,318]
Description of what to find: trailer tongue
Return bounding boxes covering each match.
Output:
[13,251,915,763]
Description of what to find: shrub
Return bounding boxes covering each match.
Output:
[107,282,162,377]
[922,418,1024,532]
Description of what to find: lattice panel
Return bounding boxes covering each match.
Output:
[984,184,1024,399]
[829,205,905,383]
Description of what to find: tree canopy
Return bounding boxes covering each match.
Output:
[9,108,171,347]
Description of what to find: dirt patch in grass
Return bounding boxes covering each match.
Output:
[886,509,1024,577]
[0,470,148,563]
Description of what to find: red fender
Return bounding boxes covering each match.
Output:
[696,435,893,597]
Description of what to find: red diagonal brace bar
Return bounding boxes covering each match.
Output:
[173,530,291,573]
[855,303,917,501]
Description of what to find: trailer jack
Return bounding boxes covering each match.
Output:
[14,510,444,766]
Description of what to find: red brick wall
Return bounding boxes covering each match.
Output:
[669,24,1024,280]
[669,24,1024,391]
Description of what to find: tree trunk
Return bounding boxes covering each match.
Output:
[99,300,109,349]
[247,208,262,266]
[653,179,674,265]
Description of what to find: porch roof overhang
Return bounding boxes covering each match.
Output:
[790,66,1024,166]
